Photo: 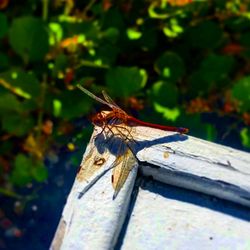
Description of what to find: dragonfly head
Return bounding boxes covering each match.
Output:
[91,112,105,127]
[178,127,189,134]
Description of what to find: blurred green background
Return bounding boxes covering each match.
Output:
[0,0,250,249]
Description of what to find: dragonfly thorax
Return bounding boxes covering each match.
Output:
[92,110,127,127]
[91,112,105,127]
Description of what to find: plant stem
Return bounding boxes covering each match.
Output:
[37,74,47,140]
[42,0,49,21]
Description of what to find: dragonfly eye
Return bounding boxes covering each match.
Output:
[92,113,104,127]
[178,127,189,134]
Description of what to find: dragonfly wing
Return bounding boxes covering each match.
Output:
[102,90,126,112]
[77,85,117,109]
[111,148,137,199]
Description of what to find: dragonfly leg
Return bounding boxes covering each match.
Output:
[111,124,139,146]
[105,125,139,158]
[92,123,108,141]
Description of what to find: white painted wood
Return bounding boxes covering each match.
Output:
[119,181,250,250]
[50,130,138,250]
[51,125,250,249]
[132,126,250,207]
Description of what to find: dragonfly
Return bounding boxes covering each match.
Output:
[76,84,189,198]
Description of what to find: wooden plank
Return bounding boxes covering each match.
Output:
[119,180,250,250]
[132,126,250,207]
[51,125,250,249]
[50,130,138,250]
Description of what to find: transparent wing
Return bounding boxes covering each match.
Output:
[77,84,117,109]
[102,90,126,112]
[111,147,137,199]
[77,132,137,199]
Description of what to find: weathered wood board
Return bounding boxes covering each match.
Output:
[118,180,250,250]
[51,126,250,250]
[134,127,250,207]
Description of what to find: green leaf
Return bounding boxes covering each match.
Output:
[232,76,250,111]
[59,90,93,120]
[53,99,62,117]
[102,27,120,43]
[188,55,234,96]
[148,2,169,19]
[49,22,63,45]
[188,71,211,96]
[127,28,142,40]
[0,70,40,98]
[163,27,178,38]
[163,18,183,38]
[240,128,250,148]
[240,32,250,47]
[0,93,21,114]
[62,20,99,40]
[153,102,180,121]
[154,52,185,82]
[2,113,34,136]
[225,17,250,32]
[200,54,234,83]
[31,162,48,182]
[185,21,223,49]
[102,9,125,30]
[150,81,178,108]
[52,54,68,77]
[9,17,49,62]
[96,44,119,65]
[205,124,217,142]
[11,154,33,186]
[0,53,9,70]
[177,114,216,141]
[0,13,8,38]
[22,99,38,112]
[106,67,147,97]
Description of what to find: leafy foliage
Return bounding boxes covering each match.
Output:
[0,0,250,230]
[0,13,8,38]
[9,17,49,62]
[106,67,147,97]
[185,21,223,49]
[11,154,47,186]
[232,76,250,111]
[155,52,185,81]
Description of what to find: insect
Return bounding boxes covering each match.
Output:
[77,85,188,198]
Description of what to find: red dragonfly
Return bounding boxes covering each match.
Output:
[77,85,188,198]
[77,85,189,134]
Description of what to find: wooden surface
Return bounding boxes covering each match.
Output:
[133,127,250,207]
[51,126,250,250]
[118,180,250,250]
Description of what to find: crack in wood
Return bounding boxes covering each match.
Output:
[162,147,247,174]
